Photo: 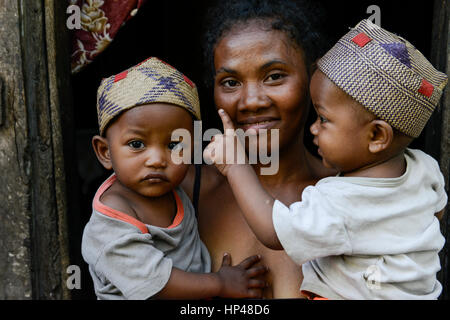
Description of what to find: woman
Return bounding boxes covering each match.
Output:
[182,0,335,298]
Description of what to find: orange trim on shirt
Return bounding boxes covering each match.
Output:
[93,174,184,233]
[301,290,329,300]
[166,190,184,229]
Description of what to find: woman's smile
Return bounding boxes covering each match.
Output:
[238,116,281,133]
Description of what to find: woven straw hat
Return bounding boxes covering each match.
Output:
[96,57,201,136]
[317,19,448,138]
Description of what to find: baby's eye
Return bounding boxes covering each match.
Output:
[128,140,145,149]
[168,141,182,150]
[319,115,328,124]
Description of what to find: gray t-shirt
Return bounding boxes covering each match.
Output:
[273,148,446,299]
[82,174,211,300]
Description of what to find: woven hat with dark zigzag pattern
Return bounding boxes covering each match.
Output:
[317,19,448,138]
[96,57,201,136]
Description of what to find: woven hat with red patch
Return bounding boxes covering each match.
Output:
[317,19,448,138]
[96,57,201,136]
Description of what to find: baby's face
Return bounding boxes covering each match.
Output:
[105,103,193,197]
[309,70,375,173]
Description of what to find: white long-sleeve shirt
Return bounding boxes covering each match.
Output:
[273,149,446,299]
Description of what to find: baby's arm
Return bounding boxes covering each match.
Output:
[226,164,282,250]
[203,109,282,250]
[154,253,267,299]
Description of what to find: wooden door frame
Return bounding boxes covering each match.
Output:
[430,0,450,300]
[20,0,74,299]
[0,0,74,299]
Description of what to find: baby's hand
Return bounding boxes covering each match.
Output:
[203,109,248,176]
[215,253,268,298]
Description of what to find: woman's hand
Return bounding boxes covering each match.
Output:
[216,253,268,298]
[203,109,249,176]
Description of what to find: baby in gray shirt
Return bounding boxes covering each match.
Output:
[82,57,267,300]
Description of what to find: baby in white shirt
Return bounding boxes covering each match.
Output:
[204,19,448,299]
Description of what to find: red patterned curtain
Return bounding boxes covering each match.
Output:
[70,0,148,74]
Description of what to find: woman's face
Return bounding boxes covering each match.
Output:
[213,21,310,153]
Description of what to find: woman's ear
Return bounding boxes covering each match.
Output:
[92,135,113,170]
[368,120,394,154]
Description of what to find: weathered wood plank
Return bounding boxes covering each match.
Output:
[44,0,77,300]
[0,0,33,299]
[430,0,450,300]
[20,0,65,299]
[0,78,4,126]
[0,0,71,299]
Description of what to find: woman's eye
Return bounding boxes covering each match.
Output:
[266,73,284,82]
[128,141,145,149]
[222,79,240,88]
[319,115,328,124]
[168,141,182,150]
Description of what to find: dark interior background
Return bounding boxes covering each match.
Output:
[69,0,434,299]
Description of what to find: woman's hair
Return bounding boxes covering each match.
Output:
[202,0,330,87]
